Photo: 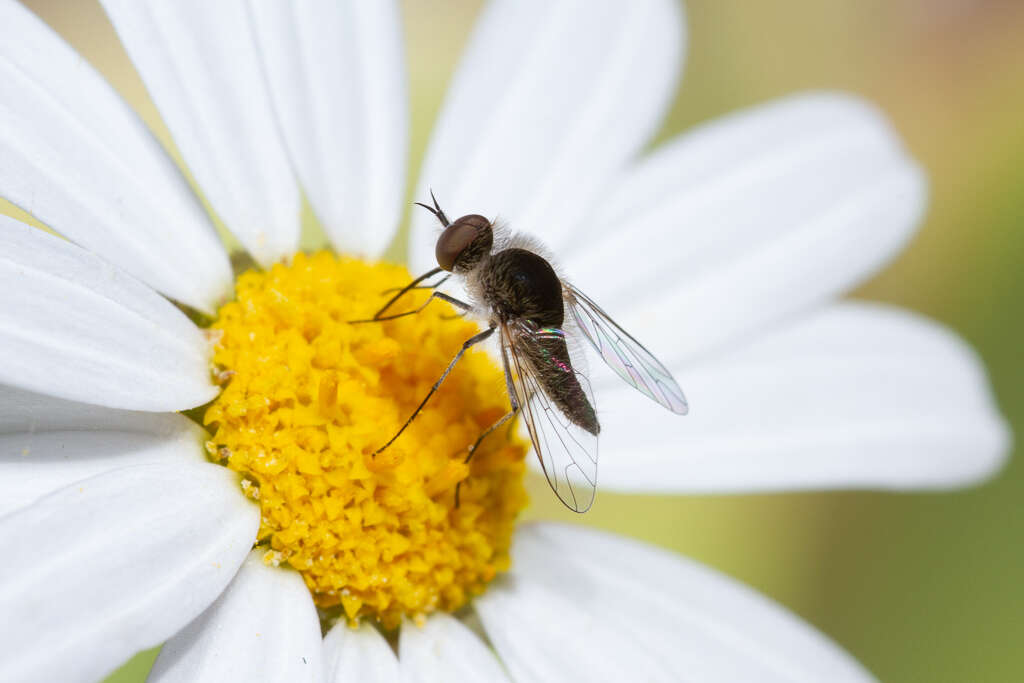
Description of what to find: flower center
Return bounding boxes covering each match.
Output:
[203,252,528,628]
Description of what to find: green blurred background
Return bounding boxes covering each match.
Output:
[7,1,1022,681]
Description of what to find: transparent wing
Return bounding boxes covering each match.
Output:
[564,282,689,415]
[500,322,598,513]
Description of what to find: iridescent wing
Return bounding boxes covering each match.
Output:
[564,282,689,415]
[499,321,598,513]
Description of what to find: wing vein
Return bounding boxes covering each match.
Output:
[500,321,598,512]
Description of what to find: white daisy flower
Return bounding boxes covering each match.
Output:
[0,0,1009,682]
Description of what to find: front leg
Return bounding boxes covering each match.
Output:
[349,291,472,324]
[379,273,451,296]
[364,266,443,321]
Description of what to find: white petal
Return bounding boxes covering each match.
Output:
[0,462,258,683]
[398,614,509,683]
[0,218,217,410]
[562,92,927,364]
[0,1,232,314]
[476,522,874,682]
[249,0,407,257]
[99,0,300,265]
[409,0,685,272]
[0,409,205,517]
[592,303,1010,493]
[0,383,188,433]
[150,551,322,683]
[323,622,399,683]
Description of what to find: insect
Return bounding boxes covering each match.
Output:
[351,193,688,512]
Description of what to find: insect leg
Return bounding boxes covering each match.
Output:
[379,273,451,295]
[464,407,520,464]
[439,308,471,321]
[349,291,472,324]
[364,266,443,320]
[373,326,496,457]
[455,338,521,507]
[454,406,519,509]
[466,341,520,466]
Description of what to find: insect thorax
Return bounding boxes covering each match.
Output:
[479,248,564,327]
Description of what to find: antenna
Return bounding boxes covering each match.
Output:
[414,188,451,227]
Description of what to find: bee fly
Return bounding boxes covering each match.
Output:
[351,192,688,512]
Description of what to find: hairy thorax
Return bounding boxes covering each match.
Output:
[474,248,564,328]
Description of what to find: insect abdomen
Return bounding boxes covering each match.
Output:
[533,335,600,436]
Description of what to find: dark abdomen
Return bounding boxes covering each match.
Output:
[529,335,600,436]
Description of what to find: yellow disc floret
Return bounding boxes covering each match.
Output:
[203,252,528,628]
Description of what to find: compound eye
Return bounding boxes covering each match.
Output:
[435,215,490,271]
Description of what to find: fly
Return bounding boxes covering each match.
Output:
[350,192,688,512]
